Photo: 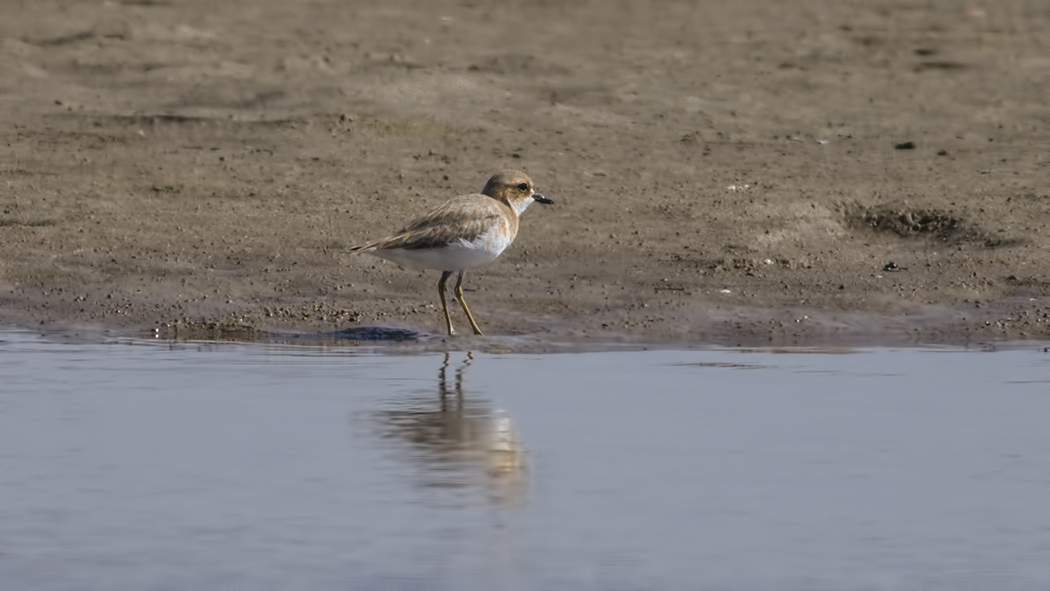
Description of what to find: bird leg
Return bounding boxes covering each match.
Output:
[454,271,483,335]
[437,271,455,335]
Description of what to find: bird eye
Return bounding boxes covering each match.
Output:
[516,183,529,192]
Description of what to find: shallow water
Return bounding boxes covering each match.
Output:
[2,330,1049,591]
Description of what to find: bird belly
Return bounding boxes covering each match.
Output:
[374,227,513,272]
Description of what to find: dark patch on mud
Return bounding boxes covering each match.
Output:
[34,31,96,46]
[153,319,417,343]
[0,219,57,227]
[44,112,302,129]
[846,205,1022,247]
[915,61,969,72]
[0,169,60,177]
[1005,275,1050,289]
[468,53,570,76]
[300,327,418,341]
[154,320,263,341]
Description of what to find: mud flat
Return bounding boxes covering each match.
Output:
[2,1,1049,347]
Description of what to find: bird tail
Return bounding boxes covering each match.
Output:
[348,242,378,253]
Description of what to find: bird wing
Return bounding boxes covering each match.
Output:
[352,195,502,252]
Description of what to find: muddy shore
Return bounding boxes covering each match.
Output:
[2,1,1049,348]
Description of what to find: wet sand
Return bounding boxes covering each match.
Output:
[2,0,1049,347]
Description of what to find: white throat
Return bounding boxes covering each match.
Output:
[509,197,533,216]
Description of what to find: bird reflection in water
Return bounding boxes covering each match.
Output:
[372,352,526,507]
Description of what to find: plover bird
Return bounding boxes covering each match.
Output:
[350,170,553,335]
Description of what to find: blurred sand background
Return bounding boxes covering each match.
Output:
[1,0,1049,347]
